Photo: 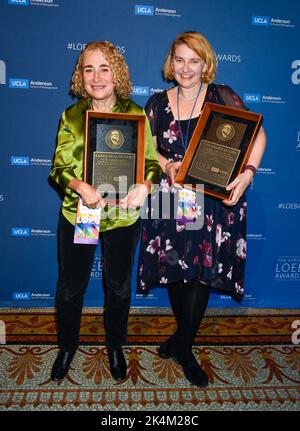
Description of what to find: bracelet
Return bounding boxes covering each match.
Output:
[244,164,257,176]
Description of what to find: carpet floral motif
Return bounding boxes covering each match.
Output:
[0,312,300,410]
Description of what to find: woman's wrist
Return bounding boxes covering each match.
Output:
[68,178,84,194]
[143,179,151,194]
[164,161,172,173]
[244,164,257,177]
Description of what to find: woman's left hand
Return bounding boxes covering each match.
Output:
[120,182,150,210]
[222,170,254,206]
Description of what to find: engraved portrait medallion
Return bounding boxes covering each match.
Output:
[216,123,236,141]
[105,129,125,149]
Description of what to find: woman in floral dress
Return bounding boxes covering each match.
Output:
[137,31,267,387]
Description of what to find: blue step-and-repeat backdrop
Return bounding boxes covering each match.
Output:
[0,0,299,309]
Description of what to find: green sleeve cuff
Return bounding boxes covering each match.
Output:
[50,167,76,192]
[145,166,162,184]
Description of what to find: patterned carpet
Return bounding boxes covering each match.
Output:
[0,309,300,411]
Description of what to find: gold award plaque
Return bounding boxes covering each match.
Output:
[175,102,263,200]
[84,111,146,201]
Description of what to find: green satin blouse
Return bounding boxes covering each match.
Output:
[50,97,161,230]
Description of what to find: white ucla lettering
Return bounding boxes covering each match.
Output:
[12,80,26,87]
[133,86,148,95]
[137,7,151,13]
[16,293,27,298]
[13,157,27,163]
[247,95,259,101]
[15,229,26,234]
[254,17,267,24]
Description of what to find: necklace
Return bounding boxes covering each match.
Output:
[177,83,203,150]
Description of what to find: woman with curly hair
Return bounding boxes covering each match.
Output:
[50,41,160,382]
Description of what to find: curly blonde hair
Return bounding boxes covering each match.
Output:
[163,31,217,84]
[71,41,132,99]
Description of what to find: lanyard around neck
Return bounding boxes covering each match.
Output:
[177,83,203,151]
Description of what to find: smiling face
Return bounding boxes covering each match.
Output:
[82,49,116,102]
[172,43,207,90]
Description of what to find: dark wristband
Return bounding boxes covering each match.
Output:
[244,164,257,176]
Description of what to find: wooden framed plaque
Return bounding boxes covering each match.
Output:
[84,111,146,202]
[175,102,263,200]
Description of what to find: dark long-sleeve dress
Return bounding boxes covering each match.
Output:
[137,83,249,301]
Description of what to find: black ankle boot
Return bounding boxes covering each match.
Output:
[158,337,173,359]
[173,350,208,388]
[51,350,76,381]
[107,348,127,381]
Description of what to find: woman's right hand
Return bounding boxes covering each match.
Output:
[79,182,106,208]
[69,179,106,208]
[165,161,182,184]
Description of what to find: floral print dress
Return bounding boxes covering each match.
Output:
[137,84,248,301]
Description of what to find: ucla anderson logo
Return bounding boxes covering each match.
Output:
[132,86,149,96]
[9,78,29,89]
[12,228,30,237]
[135,5,154,16]
[11,156,30,165]
[252,15,294,28]
[13,292,31,300]
[244,93,261,103]
[8,0,29,5]
[252,16,269,26]
[9,0,60,7]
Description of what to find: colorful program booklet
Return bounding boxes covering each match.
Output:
[73,198,101,245]
[176,188,197,223]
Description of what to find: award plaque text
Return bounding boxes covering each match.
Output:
[84,111,146,202]
[175,102,263,200]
